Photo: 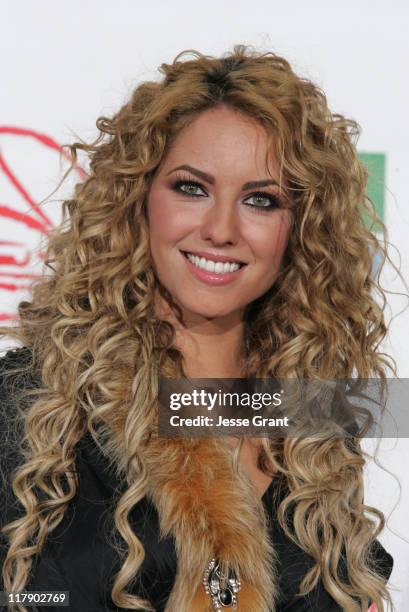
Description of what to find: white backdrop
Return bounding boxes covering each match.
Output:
[2,0,409,609]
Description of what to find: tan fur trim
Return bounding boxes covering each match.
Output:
[142,436,278,611]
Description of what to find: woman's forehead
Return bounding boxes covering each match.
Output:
[160,106,280,181]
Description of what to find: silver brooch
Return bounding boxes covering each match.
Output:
[203,557,241,609]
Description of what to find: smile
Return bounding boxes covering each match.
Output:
[185,252,243,273]
[180,251,247,286]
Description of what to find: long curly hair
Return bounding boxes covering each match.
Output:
[0,45,399,611]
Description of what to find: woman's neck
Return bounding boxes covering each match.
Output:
[177,326,246,378]
[154,293,246,378]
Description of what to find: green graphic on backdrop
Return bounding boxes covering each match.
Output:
[358,152,385,232]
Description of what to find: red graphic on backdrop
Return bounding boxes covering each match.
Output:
[0,126,86,321]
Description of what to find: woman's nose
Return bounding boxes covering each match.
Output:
[199,199,240,246]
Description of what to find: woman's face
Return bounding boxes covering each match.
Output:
[147,106,292,324]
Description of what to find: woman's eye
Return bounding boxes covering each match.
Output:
[173,180,207,197]
[244,193,280,210]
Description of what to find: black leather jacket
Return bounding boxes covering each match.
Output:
[0,348,394,611]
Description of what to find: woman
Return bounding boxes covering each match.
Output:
[0,46,396,611]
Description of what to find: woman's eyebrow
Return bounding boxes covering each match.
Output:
[166,164,279,189]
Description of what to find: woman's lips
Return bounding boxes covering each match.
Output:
[180,250,247,286]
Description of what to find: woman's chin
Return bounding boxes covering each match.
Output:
[177,301,244,324]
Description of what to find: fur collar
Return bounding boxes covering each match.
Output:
[142,435,278,611]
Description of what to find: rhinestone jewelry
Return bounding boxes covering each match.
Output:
[202,557,241,610]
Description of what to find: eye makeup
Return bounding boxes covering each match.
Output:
[169,171,281,213]
[172,176,207,198]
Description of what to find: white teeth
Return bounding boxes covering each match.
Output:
[186,253,241,273]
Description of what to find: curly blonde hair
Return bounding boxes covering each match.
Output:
[1,45,399,611]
